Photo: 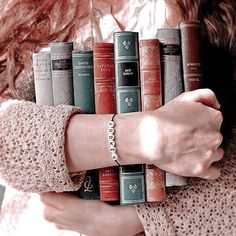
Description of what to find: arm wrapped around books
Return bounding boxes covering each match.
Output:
[0,99,85,193]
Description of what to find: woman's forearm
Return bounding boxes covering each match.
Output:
[65,112,147,172]
[65,89,223,181]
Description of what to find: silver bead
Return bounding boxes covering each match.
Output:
[112,153,118,161]
[108,120,115,128]
[109,141,115,146]
[108,134,114,140]
[108,128,114,134]
[109,146,116,152]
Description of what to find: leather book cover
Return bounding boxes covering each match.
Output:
[50,42,74,106]
[94,42,119,202]
[32,52,54,106]
[72,50,95,113]
[114,31,146,205]
[156,28,187,187]
[140,39,166,202]
[180,21,202,91]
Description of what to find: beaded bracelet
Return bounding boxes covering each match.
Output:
[108,114,121,166]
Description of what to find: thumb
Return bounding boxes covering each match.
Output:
[181,89,221,110]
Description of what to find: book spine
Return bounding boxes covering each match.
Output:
[139,39,166,202]
[32,52,54,106]
[72,50,95,113]
[71,50,99,199]
[114,31,146,205]
[156,28,187,187]
[94,42,119,202]
[180,21,202,91]
[76,170,100,199]
[50,42,74,106]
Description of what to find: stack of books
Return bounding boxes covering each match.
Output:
[32,21,202,205]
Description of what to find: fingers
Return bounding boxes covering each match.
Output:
[181,89,221,110]
[40,192,76,210]
[198,148,224,180]
[211,148,224,163]
[201,166,221,180]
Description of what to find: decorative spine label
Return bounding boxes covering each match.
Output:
[156,28,184,104]
[72,50,95,113]
[94,42,119,202]
[180,21,202,91]
[157,28,187,187]
[33,52,54,106]
[140,39,166,202]
[76,170,100,199]
[50,42,74,105]
[114,31,146,205]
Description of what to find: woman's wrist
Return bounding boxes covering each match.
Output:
[65,111,162,172]
[114,111,163,165]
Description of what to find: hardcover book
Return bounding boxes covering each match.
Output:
[139,39,166,202]
[156,28,187,187]
[180,21,202,91]
[50,42,74,105]
[32,52,54,106]
[72,50,95,113]
[93,42,119,202]
[114,31,146,205]
[72,49,99,199]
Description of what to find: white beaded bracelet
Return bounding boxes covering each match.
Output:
[108,114,121,166]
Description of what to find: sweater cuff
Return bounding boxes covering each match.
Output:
[0,100,85,193]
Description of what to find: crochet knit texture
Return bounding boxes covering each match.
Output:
[0,100,85,192]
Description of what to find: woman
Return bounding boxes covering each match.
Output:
[0,0,235,235]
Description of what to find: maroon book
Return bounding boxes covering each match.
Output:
[93,42,119,202]
[140,39,166,202]
[180,21,202,91]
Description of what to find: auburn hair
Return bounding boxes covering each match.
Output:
[0,0,235,98]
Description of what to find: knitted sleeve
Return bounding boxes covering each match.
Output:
[0,100,86,193]
[135,135,236,236]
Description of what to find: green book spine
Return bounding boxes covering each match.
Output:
[72,50,99,199]
[114,31,146,205]
[72,50,95,113]
[75,170,100,199]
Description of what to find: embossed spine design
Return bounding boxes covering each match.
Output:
[50,42,74,105]
[94,42,119,201]
[139,39,166,202]
[72,50,95,113]
[156,28,187,187]
[33,52,54,106]
[114,31,146,205]
[180,21,202,91]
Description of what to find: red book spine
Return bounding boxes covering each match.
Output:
[94,42,119,201]
[140,39,166,202]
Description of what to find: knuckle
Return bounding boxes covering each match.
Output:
[193,163,206,176]
[214,133,223,146]
[205,150,214,160]
[218,148,224,159]
[205,88,215,97]
[215,110,223,124]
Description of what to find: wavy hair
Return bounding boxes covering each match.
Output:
[0,0,235,98]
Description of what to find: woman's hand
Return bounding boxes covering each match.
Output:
[40,192,144,236]
[139,89,223,180]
